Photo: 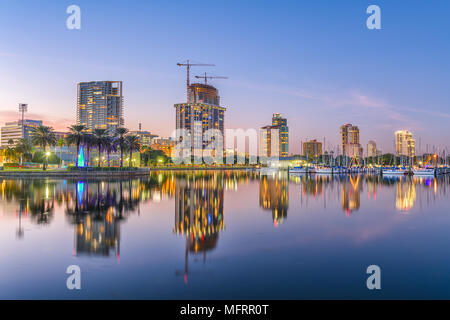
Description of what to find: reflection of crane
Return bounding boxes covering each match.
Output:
[177,60,215,102]
[195,73,228,85]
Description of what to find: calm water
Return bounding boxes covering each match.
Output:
[1,170,450,299]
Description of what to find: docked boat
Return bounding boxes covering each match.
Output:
[289,166,316,174]
[382,167,406,175]
[315,167,333,174]
[413,168,435,176]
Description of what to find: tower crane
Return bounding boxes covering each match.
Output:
[177,60,214,102]
[195,72,228,85]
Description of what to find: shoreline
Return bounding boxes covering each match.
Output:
[0,166,258,178]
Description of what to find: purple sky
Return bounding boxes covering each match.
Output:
[1,0,449,154]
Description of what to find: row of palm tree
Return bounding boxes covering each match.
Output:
[3,125,141,170]
[65,125,141,169]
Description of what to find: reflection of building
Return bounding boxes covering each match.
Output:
[77,81,124,132]
[0,119,42,146]
[396,178,416,212]
[75,208,121,256]
[303,139,322,158]
[174,176,224,253]
[395,130,415,157]
[342,175,362,214]
[174,83,226,153]
[71,181,123,257]
[259,176,289,225]
[340,124,363,158]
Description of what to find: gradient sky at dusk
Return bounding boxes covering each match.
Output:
[1,0,449,154]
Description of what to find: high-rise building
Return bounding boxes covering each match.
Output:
[174,83,226,154]
[340,124,363,158]
[303,139,322,158]
[0,119,42,146]
[272,113,289,157]
[395,130,415,157]
[77,81,124,133]
[259,125,279,159]
[259,113,289,160]
[366,140,377,158]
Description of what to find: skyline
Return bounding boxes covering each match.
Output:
[1,0,450,154]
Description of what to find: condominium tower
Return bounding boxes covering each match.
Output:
[395,130,415,157]
[259,113,289,160]
[340,123,363,158]
[77,81,124,132]
[303,139,323,158]
[366,140,378,158]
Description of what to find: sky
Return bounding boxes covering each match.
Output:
[0,0,449,154]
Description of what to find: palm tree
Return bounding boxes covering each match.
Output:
[66,125,86,167]
[125,135,141,168]
[92,128,108,167]
[31,125,57,170]
[16,138,33,164]
[83,133,95,167]
[105,136,118,167]
[57,138,65,166]
[115,127,129,168]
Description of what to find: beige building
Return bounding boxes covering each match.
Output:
[340,124,363,158]
[303,139,322,158]
[395,130,415,157]
[259,125,280,160]
[129,130,158,147]
[0,120,42,146]
[366,140,377,157]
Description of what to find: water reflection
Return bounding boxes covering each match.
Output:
[259,175,289,226]
[1,172,450,254]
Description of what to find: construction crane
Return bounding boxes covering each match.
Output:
[195,72,228,85]
[177,60,214,102]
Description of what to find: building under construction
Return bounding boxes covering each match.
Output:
[174,83,226,152]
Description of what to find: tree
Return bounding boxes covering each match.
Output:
[30,125,57,170]
[125,135,141,168]
[16,138,33,164]
[66,125,86,167]
[57,138,65,165]
[115,127,129,168]
[83,134,95,167]
[92,128,108,167]
[104,136,118,167]
[143,149,169,166]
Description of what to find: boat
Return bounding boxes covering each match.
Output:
[413,168,435,176]
[315,167,333,174]
[289,166,316,174]
[382,167,406,175]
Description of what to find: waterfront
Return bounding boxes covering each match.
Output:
[1,170,450,299]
